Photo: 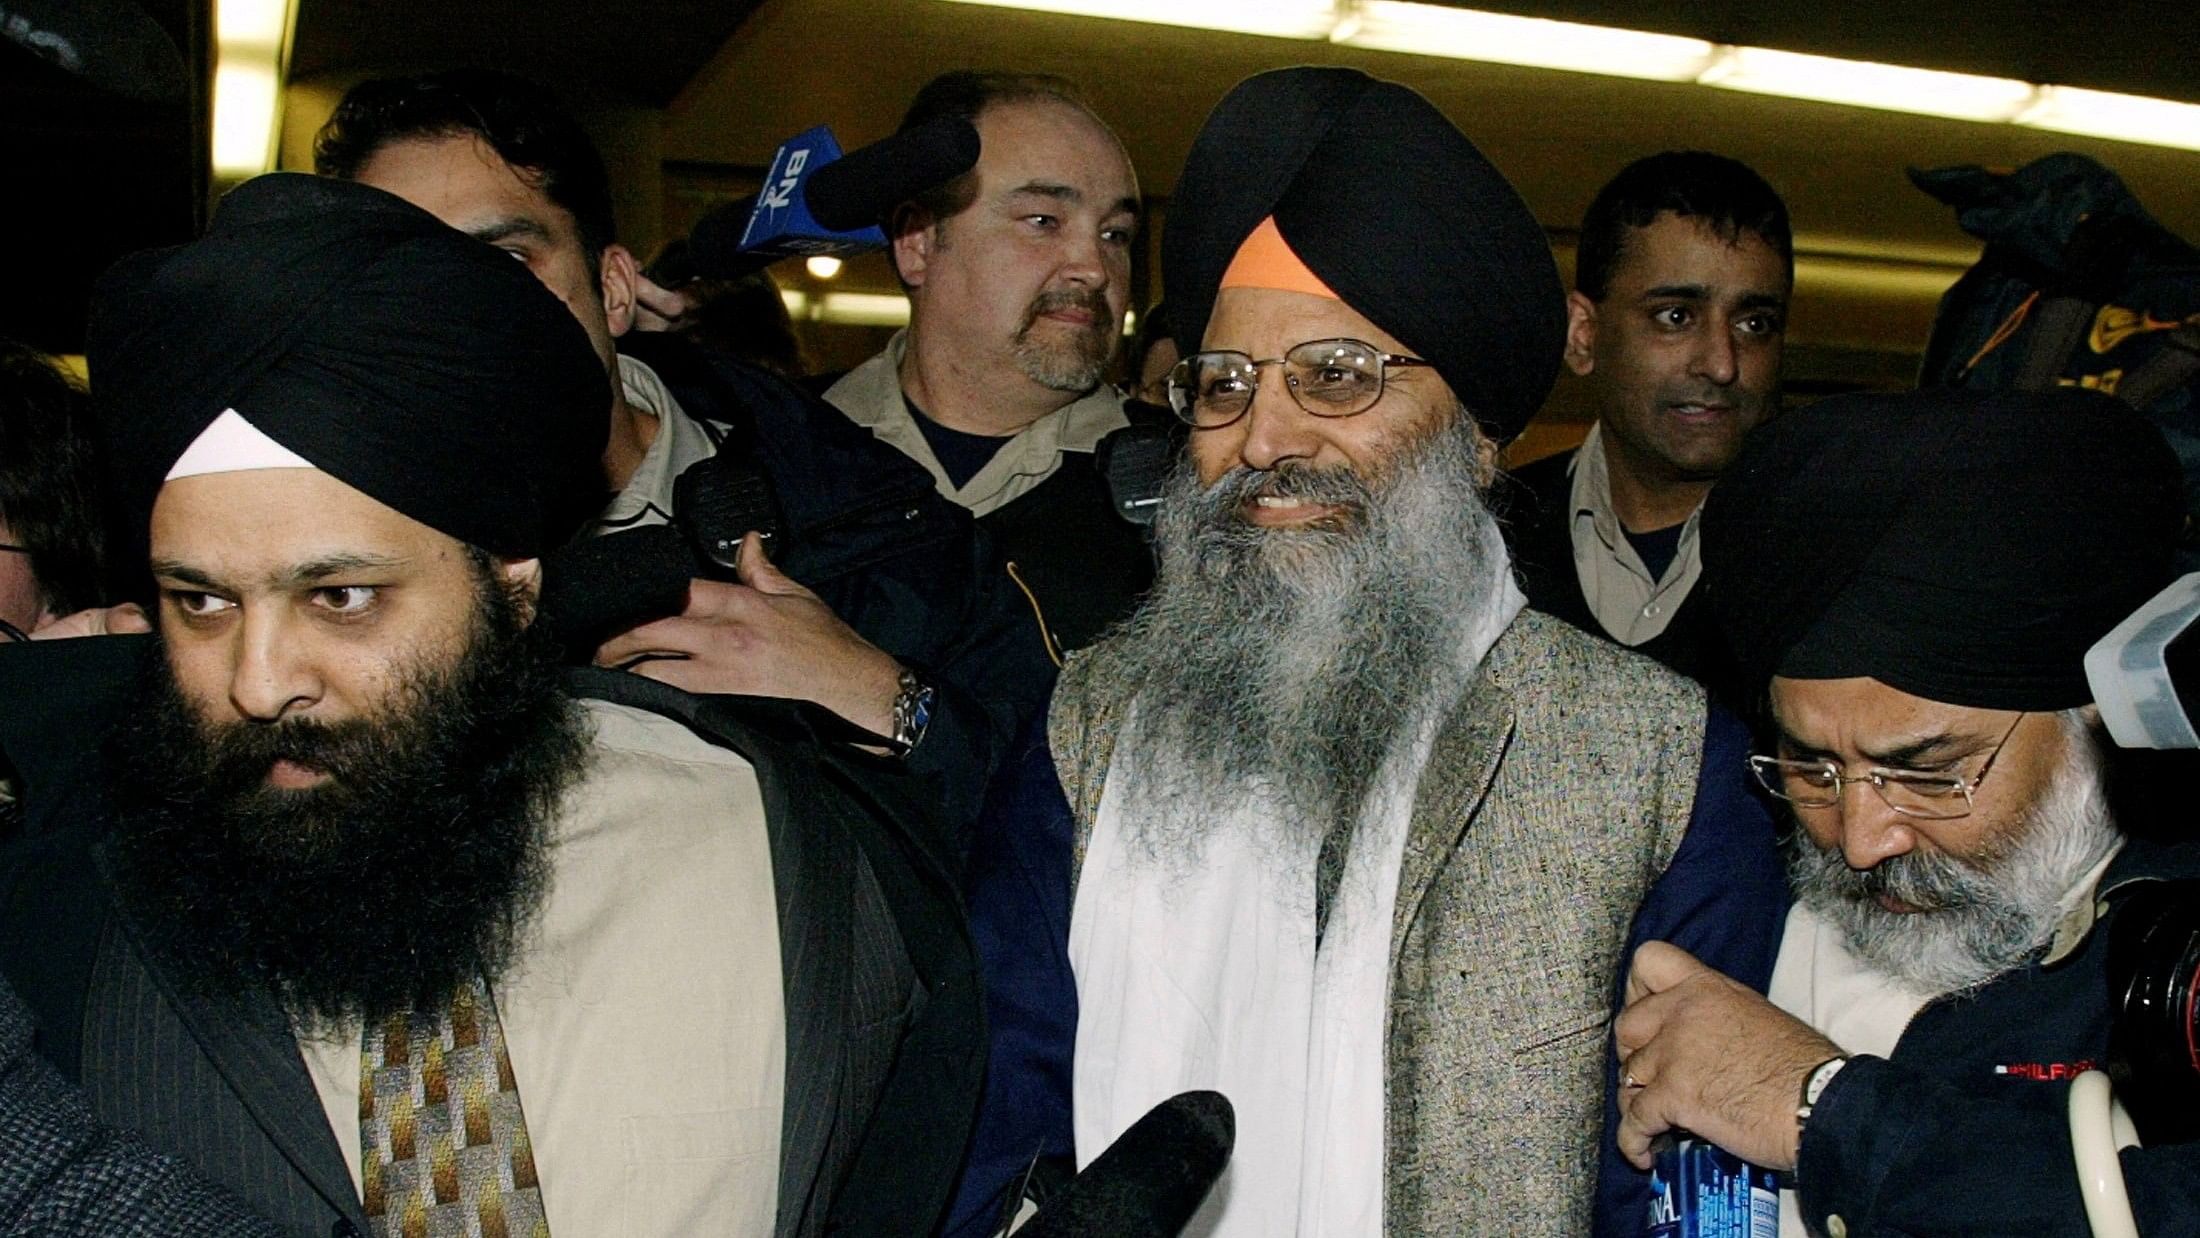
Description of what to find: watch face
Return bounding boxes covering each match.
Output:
[1804,1058,1847,1106]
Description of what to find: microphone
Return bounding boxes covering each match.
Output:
[1096,419,1182,528]
[804,114,982,232]
[683,117,981,281]
[1016,1091,1235,1238]
[0,0,189,102]
[536,525,697,661]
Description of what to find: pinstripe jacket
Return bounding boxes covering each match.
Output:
[0,971,281,1236]
[1051,609,1705,1235]
[0,640,983,1238]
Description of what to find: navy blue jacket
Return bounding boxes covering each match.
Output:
[618,332,1058,838]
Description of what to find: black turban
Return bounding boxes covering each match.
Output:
[1161,67,1565,445]
[1702,388,2183,710]
[89,172,610,562]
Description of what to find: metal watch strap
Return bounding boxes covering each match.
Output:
[888,669,934,757]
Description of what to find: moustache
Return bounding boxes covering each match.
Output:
[188,714,405,797]
[1021,287,1112,334]
[1201,461,1377,524]
[1795,838,1997,915]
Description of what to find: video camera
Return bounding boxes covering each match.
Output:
[2070,574,2200,1234]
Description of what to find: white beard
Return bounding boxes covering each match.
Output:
[1785,713,2120,996]
[1106,418,1515,872]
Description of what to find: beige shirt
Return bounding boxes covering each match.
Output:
[823,328,1127,518]
[583,355,722,537]
[1564,424,1706,646]
[300,699,786,1236]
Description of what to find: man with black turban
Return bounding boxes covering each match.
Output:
[1045,67,1785,1235]
[0,173,981,1237]
[1615,388,2200,1236]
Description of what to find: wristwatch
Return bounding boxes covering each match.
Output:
[1795,1055,1850,1136]
[887,669,935,757]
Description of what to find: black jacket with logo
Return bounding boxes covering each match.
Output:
[1795,836,2200,1236]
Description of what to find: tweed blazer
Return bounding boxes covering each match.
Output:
[1051,609,1704,1235]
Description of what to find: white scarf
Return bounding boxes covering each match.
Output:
[1069,578,1523,1236]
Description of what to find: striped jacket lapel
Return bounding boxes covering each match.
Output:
[96,860,366,1228]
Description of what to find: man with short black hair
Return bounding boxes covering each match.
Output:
[826,70,1154,655]
[320,69,1050,816]
[1617,387,2200,1237]
[0,173,980,1237]
[0,340,107,641]
[1508,151,1791,698]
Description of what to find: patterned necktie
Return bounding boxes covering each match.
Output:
[360,977,550,1238]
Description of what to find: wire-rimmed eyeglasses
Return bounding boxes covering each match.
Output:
[1165,337,1433,429]
[1746,712,2028,821]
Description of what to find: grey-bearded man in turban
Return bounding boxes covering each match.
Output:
[1618,387,2200,1238]
[1047,67,1787,1235]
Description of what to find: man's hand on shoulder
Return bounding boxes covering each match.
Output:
[1614,941,1842,1173]
[593,532,903,738]
[29,604,150,640]
[629,274,697,334]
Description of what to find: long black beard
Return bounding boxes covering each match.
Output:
[104,579,588,1032]
[1109,418,1513,868]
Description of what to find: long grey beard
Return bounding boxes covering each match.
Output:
[1108,419,1515,869]
[1787,712,2120,997]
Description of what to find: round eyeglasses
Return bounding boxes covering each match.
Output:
[1746,712,2028,822]
[1164,337,1433,429]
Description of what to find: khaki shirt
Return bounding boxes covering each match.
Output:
[822,329,1126,518]
[1565,424,1706,646]
[583,355,721,536]
[301,699,786,1236]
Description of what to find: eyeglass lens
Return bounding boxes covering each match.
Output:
[1171,339,1388,426]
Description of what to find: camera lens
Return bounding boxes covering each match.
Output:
[2107,883,2200,1143]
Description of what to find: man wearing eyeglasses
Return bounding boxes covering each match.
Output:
[1614,388,2200,1236]
[1051,67,1785,1237]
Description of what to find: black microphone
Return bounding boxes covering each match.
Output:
[680,116,980,280]
[1016,1091,1235,1238]
[684,192,778,282]
[1097,419,1181,528]
[536,525,697,661]
[804,114,981,233]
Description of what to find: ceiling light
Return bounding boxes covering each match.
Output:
[210,60,280,177]
[2017,86,2200,154]
[939,0,1339,40]
[1339,2,1716,81]
[209,0,296,181]
[805,255,845,280]
[1697,47,2040,122]
[819,292,913,327]
[216,0,288,46]
[926,0,2200,154]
